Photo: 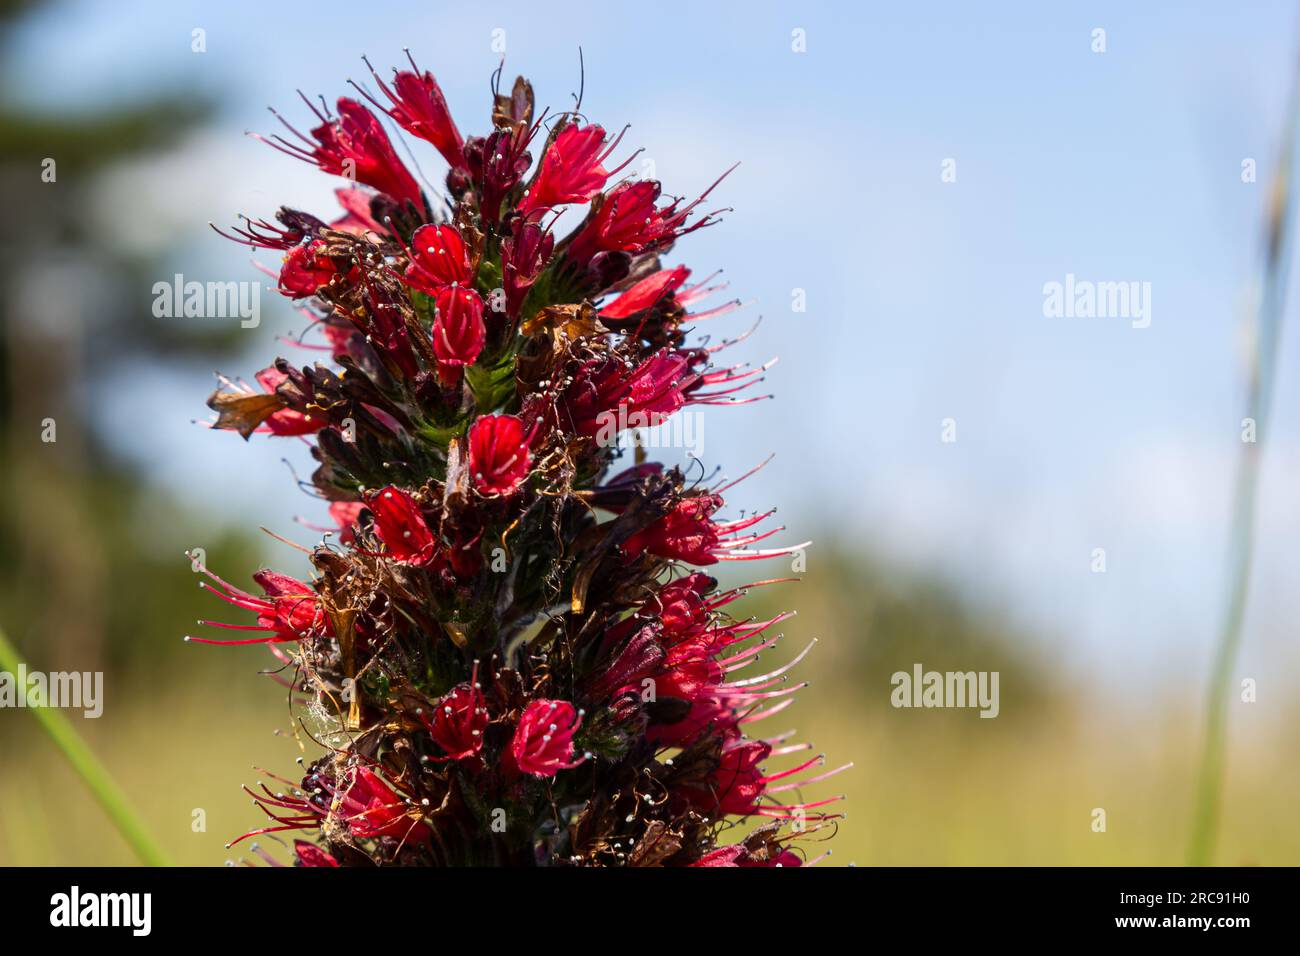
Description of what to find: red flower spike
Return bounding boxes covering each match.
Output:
[505,699,586,778]
[203,57,847,867]
[467,413,532,496]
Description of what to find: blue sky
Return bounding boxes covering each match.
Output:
[8,0,1300,694]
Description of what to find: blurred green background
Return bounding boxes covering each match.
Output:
[3,0,1300,866]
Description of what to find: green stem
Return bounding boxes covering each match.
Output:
[1188,34,1300,866]
[0,625,170,867]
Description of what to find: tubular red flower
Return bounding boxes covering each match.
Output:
[420,662,489,762]
[360,53,466,170]
[404,224,475,296]
[559,351,694,437]
[501,218,554,318]
[517,124,631,215]
[565,171,729,269]
[337,767,432,843]
[262,96,423,210]
[327,501,365,545]
[620,490,808,566]
[432,285,486,383]
[253,367,328,436]
[278,241,357,299]
[685,739,771,815]
[467,413,531,496]
[691,845,803,867]
[600,265,691,320]
[331,187,387,235]
[645,571,717,636]
[189,567,331,646]
[368,486,439,566]
[294,841,339,867]
[464,126,534,224]
[505,699,586,778]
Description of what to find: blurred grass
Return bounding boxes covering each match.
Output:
[0,670,305,866]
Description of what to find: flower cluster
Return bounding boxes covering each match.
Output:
[198,54,847,867]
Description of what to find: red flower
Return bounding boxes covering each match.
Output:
[327,501,365,545]
[682,738,847,822]
[690,845,803,867]
[404,224,475,297]
[262,96,423,210]
[369,486,439,566]
[232,765,429,849]
[600,265,691,320]
[253,367,328,436]
[337,767,432,843]
[685,739,770,815]
[566,170,731,268]
[278,241,355,298]
[621,493,804,565]
[432,285,486,383]
[361,53,466,170]
[420,662,488,762]
[501,219,554,318]
[294,841,339,867]
[463,126,535,224]
[331,187,386,236]
[517,124,630,215]
[189,567,331,645]
[559,351,694,437]
[645,571,716,636]
[504,699,586,777]
[467,414,531,496]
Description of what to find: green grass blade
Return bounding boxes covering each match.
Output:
[0,625,170,867]
[1187,36,1300,866]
